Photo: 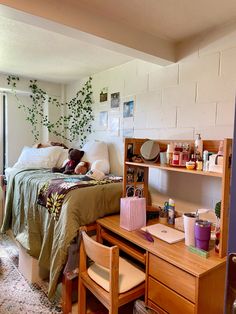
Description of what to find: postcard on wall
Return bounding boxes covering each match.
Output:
[123,100,134,118]
[123,117,134,130]
[109,114,120,136]
[111,92,120,108]
[99,111,108,128]
[100,87,108,103]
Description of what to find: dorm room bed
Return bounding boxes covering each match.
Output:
[1,166,122,300]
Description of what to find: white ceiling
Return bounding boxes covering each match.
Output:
[0,1,236,83]
[0,15,132,83]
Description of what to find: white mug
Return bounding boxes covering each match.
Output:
[160,152,167,165]
[183,213,198,246]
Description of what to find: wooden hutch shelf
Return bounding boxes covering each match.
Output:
[125,161,223,178]
[123,137,232,259]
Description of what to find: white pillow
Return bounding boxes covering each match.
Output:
[81,140,110,174]
[91,159,110,175]
[13,146,64,169]
[56,149,69,167]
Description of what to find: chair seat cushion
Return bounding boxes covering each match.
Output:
[87,257,145,293]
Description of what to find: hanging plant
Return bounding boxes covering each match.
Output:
[7,75,94,146]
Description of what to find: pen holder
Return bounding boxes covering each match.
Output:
[194,220,211,251]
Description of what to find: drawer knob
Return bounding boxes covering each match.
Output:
[232,256,236,263]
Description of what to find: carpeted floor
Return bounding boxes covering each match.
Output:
[0,234,62,314]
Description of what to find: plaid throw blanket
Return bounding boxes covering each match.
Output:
[38,175,122,220]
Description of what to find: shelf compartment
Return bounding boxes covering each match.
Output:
[125,161,222,178]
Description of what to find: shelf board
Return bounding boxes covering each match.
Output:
[125,161,222,178]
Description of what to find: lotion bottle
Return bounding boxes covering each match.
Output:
[194,134,203,158]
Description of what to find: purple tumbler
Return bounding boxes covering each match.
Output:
[194,220,211,251]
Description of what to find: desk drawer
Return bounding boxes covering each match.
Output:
[147,300,168,314]
[148,277,195,314]
[149,253,196,302]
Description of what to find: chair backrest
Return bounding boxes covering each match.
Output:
[81,230,119,269]
[80,230,119,299]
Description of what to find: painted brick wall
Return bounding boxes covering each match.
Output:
[66,34,236,213]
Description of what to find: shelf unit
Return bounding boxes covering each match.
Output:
[123,137,232,258]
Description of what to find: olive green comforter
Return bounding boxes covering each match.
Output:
[1,169,122,298]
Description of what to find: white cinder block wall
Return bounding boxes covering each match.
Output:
[66,34,236,213]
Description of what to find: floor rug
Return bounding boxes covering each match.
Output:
[0,234,62,314]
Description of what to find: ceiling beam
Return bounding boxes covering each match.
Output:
[0,1,175,65]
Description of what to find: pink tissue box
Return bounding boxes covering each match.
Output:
[120,197,146,231]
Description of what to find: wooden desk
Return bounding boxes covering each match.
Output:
[97,215,226,314]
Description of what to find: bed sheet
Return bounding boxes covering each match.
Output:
[1,168,122,298]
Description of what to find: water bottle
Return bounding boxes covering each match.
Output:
[168,198,175,225]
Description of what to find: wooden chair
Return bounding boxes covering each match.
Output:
[62,222,97,314]
[78,230,145,314]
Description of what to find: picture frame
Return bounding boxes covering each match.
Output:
[127,143,134,161]
[100,87,108,102]
[111,92,120,108]
[99,111,108,128]
[123,100,134,118]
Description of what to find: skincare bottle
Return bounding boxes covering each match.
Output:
[194,134,203,158]
[166,142,174,165]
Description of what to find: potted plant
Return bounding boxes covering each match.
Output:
[214,201,221,253]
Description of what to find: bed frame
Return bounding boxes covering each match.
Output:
[0,175,95,314]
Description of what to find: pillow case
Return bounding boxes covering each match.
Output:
[81,140,110,174]
[13,146,64,169]
[91,159,110,175]
[57,149,69,168]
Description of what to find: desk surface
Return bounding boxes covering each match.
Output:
[97,215,225,278]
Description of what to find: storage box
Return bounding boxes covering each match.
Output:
[120,196,146,231]
[18,244,49,283]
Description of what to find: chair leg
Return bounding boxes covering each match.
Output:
[78,279,86,314]
[109,305,118,314]
[109,308,118,314]
[62,275,72,314]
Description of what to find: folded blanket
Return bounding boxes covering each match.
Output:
[38,175,122,220]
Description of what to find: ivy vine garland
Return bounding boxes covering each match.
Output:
[7,75,94,146]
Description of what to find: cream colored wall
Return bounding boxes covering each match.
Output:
[0,73,63,167]
[67,31,236,213]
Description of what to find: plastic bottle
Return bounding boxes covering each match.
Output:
[168,198,175,225]
[203,150,209,172]
[166,142,174,165]
[194,134,203,158]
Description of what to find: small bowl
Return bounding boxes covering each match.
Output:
[186,161,195,170]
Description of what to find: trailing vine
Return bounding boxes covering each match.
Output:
[7,75,94,146]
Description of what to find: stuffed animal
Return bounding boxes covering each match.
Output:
[52,148,84,174]
[74,161,89,175]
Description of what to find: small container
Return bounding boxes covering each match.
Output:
[172,144,182,166]
[180,144,190,167]
[186,161,195,170]
[196,159,203,171]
